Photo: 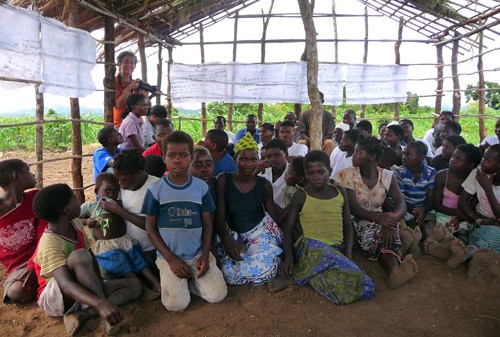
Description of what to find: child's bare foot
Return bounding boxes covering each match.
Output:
[387,254,418,289]
[141,285,160,301]
[467,249,497,278]
[409,226,422,257]
[400,223,414,255]
[447,239,467,269]
[423,238,452,260]
[426,226,447,242]
[268,277,291,293]
[104,320,121,336]
[64,312,88,337]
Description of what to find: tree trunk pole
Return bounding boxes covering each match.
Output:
[156,44,162,106]
[435,43,444,125]
[68,0,84,202]
[138,34,147,83]
[258,0,275,127]
[228,11,239,132]
[166,46,173,119]
[298,0,322,151]
[393,16,404,121]
[360,4,369,119]
[35,85,44,190]
[477,21,486,141]
[451,31,461,120]
[331,0,338,120]
[103,16,115,124]
[200,23,207,137]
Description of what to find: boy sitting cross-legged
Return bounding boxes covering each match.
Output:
[32,184,141,336]
[142,131,227,312]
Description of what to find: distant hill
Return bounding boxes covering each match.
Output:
[0,105,104,118]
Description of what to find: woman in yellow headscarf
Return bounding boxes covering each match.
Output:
[214,133,283,285]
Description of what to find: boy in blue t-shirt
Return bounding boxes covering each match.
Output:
[142,131,227,312]
[395,141,437,241]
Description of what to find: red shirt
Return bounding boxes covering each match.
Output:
[142,143,162,157]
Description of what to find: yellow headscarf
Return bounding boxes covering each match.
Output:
[235,132,259,154]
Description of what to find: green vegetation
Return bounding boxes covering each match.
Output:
[0,101,496,152]
[465,81,500,110]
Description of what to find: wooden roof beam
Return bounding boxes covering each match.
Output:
[435,18,500,46]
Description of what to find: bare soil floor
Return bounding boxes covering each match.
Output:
[0,146,499,337]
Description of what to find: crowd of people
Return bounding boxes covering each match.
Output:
[1,62,500,336]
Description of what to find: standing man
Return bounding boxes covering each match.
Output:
[235,114,260,145]
[297,92,336,157]
[342,109,357,129]
[214,116,235,146]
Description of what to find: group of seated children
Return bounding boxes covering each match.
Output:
[1,114,499,336]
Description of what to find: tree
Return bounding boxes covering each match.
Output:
[465,81,500,110]
[405,91,419,114]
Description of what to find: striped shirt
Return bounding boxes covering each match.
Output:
[395,163,436,208]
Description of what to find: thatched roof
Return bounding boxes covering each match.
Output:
[5,0,500,52]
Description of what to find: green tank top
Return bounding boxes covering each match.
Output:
[299,186,344,246]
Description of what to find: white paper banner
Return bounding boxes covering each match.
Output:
[346,64,408,104]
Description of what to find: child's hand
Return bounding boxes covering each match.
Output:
[96,299,124,327]
[476,166,494,191]
[278,258,294,278]
[222,235,244,261]
[377,213,398,229]
[412,206,426,225]
[13,268,37,290]
[195,255,209,279]
[381,227,396,247]
[448,217,460,230]
[169,257,192,279]
[85,218,98,228]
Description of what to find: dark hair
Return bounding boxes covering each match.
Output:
[290,157,305,178]
[246,114,257,120]
[356,120,372,133]
[154,119,174,133]
[0,159,27,188]
[205,129,228,151]
[95,172,119,191]
[97,127,117,146]
[386,124,404,139]
[319,91,325,103]
[440,111,455,121]
[148,105,167,118]
[379,146,398,167]
[117,51,137,66]
[356,136,384,160]
[113,148,145,174]
[399,119,414,130]
[442,121,462,135]
[261,122,275,132]
[280,120,295,129]
[487,144,500,157]
[163,131,194,155]
[214,116,226,125]
[344,128,361,143]
[121,94,147,120]
[265,138,288,155]
[406,141,428,157]
[344,109,356,118]
[378,122,388,132]
[444,135,466,147]
[304,150,330,170]
[455,144,481,167]
[144,155,166,178]
[33,183,74,222]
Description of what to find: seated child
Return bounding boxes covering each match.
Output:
[383,124,405,166]
[430,135,466,172]
[260,138,289,209]
[93,127,123,181]
[80,173,161,300]
[331,129,360,180]
[32,184,141,336]
[479,117,500,154]
[282,156,306,209]
[377,146,399,171]
[0,159,46,303]
[204,129,236,176]
[189,145,216,198]
[271,151,375,304]
[142,119,174,158]
[432,144,481,232]
[142,131,227,312]
[144,154,167,178]
[215,133,283,285]
[395,141,437,240]
[434,120,462,156]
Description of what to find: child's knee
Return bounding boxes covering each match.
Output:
[67,249,93,267]
[202,285,227,304]
[161,292,190,312]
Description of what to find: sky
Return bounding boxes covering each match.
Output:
[1,0,499,114]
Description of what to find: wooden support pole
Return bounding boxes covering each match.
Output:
[478,21,486,141]
[360,4,369,119]
[35,85,44,190]
[166,46,173,119]
[103,16,115,124]
[156,44,162,106]
[138,34,148,83]
[228,11,239,132]
[331,0,338,119]
[69,0,84,202]
[434,43,444,125]
[258,0,275,127]
[200,23,207,137]
[394,16,404,121]
[451,31,461,120]
[298,0,322,151]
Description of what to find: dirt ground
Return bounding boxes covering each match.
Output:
[0,146,499,337]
